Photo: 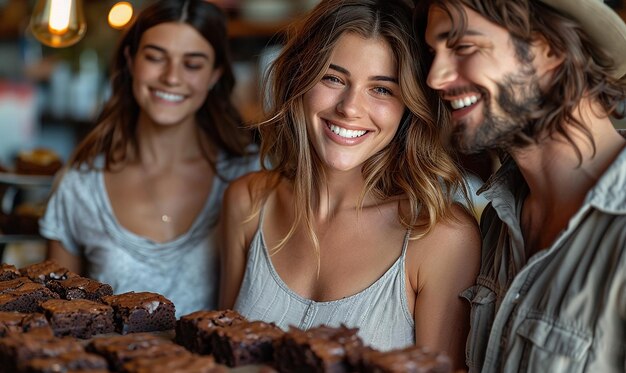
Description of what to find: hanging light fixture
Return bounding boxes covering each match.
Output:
[30,0,86,48]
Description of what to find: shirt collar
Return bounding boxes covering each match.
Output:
[478,133,626,214]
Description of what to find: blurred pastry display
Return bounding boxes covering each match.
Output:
[0,202,45,236]
[14,148,63,176]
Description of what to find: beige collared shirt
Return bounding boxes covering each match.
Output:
[463,145,626,373]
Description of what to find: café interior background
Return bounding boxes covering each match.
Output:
[0,0,624,266]
[0,0,320,265]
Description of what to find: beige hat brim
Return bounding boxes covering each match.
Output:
[540,0,626,78]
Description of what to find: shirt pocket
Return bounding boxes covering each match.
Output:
[515,317,591,373]
[461,284,497,372]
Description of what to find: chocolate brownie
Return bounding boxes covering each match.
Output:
[175,309,247,354]
[273,325,364,373]
[121,352,222,373]
[19,260,76,284]
[0,263,20,281]
[101,292,175,334]
[47,276,114,301]
[210,320,284,367]
[0,311,50,336]
[0,277,59,313]
[352,345,452,373]
[39,299,115,339]
[21,351,109,373]
[0,331,84,373]
[87,333,187,372]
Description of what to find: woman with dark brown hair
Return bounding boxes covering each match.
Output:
[40,0,259,317]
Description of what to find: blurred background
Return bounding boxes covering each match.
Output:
[0,0,319,265]
[0,0,322,165]
[0,0,624,266]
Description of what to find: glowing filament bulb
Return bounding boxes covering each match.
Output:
[30,0,86,48]
[48,0,72,34]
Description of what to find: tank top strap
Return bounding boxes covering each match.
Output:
[400,229,411,258]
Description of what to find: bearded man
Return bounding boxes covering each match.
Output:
[414,1,626,372]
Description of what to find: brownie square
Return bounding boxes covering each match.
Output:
[0,263,20,281]
[87,333,187,372]
[210,320,284,367]
[21,351,109,373]
[40,299,115,339]
[353,345,452,373]
[47,276,114,301]
[0,311,51,337]
[19,260,76,284]
[175,309,247,354]
[0,331,84,373]
[101,292,175,334]
[273,325,364,373]
[121,352,222,373]
[0,277,59,313]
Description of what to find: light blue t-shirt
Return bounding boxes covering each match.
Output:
[40,153,260,317]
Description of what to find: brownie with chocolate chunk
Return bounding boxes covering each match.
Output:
[39,299,114,339]
[0,331,84,373]
[121,351,222,373]
[101,292,175,334]
[351,345,452,373]
[273,324,364,373]
[0,311,50,336]
[175,309,247,354]
[19,260,76,284]
[0,277,59,313]
[0,263,20,281]
[21,351,109,373]
[210,320,284,367]
[87,332,186,372]
[47,276,113,301]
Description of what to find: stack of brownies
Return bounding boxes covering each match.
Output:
[0,259,452,373]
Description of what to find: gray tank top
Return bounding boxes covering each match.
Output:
[234,207,415,351]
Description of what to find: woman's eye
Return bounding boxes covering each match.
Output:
[322,75,343,84]
[145,54,164,62]
[373,86,393,96]
[184,62,204,70]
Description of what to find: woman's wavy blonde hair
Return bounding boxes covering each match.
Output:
[251,0,470,259]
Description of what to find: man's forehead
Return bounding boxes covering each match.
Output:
[424,5,454,45]
[425,4,501,45]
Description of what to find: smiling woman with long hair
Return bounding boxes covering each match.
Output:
[40,0,259,317]
[218,0,480,369]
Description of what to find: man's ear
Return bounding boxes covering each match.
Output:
[531,33,564,77]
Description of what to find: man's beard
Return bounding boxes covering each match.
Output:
[452,66,543,154]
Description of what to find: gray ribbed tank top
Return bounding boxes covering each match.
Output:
[234,207,415,351]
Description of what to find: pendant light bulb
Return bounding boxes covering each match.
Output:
[30,0,86,48]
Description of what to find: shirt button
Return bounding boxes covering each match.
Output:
[513,293,521,302]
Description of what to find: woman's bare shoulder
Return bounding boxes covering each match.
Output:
[405,203,481,287]
[223,171,279,220]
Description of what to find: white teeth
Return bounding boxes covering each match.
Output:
[451,95,478,110]
[154,90,184,102]
[328,123,367,138]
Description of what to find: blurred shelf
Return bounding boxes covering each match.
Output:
[0,172,54,188]
[0,234,43,244]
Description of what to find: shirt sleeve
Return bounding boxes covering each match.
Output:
[38,168,81,255]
